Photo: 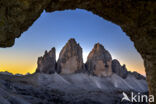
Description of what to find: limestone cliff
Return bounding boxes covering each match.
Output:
[36,47,56,74]
[112,59,128,78]
[57,39,84,74]
[86,43,112,77]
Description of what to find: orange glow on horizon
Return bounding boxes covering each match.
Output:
[0,64,37,75]
[0,65,145,76]
[0,60,145,76]
[0,51,145,75]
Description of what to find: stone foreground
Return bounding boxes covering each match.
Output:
[0,72,148,104]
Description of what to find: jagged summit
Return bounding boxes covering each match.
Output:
[35,38,145,80]
[36,47,56,74]
[66,38,77,45]
[87,43,112,61]
[112,59,128,78]
[86,43,112,77]
[58,38,82,59]
[92,43,105,52]
[57,38,84,74]
[44,47,56,58]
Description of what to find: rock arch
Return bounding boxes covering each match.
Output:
[0,0,156,98]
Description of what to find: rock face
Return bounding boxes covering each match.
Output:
[57,39,84,74]
[86,43,112,77]
[36,47,56,74]
[112,59,128,78]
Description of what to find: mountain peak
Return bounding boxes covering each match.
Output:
[57,39,84,74]
[112,59,128,78]
[36,47,56,74]
[93,43,105,51]
[86,43,112,77]
[87,43,112,62]
[67,38,77,44]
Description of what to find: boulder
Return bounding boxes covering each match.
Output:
[86,43,112,77]
[57,38,84,74]
[36,47,56,74]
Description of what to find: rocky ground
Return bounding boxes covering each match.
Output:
[0,72,148,104]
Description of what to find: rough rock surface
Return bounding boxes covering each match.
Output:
[86,43,112,77]
[112,59,128,79]
[57,39,84,74]
[0,0,155,49]
[36,47,56,74]
[0,73,148,104]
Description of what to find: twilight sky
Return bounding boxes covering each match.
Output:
[0,9,145,75]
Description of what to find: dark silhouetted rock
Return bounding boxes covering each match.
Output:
[112,59,145,80]
[86,43,112,77]
[57,38,84,74]
[130,71,146,80]
[36,47,56,74]
[112,59,128,78]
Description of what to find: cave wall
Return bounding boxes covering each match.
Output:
[0,0,156,99]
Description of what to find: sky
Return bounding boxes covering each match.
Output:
[0,9,145,75]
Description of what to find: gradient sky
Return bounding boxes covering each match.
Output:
[0,9,145,75]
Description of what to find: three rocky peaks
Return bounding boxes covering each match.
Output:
[36,38,145,79]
